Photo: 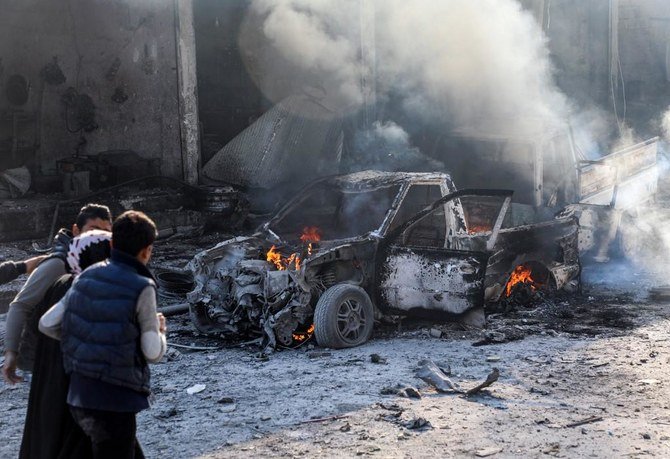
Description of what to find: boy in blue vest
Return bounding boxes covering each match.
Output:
[40,210,166,459]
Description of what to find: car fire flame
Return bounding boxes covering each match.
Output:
[265,226,323,271]
[505,264,537,297]
[292,324,315,343]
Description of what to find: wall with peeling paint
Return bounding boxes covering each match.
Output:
[0,0,182,178]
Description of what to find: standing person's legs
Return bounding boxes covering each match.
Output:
[69,406,138,459]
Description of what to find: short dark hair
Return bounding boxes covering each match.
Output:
[76,203,112,230]
[112,211,157,256]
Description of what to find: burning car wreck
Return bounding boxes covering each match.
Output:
[186,171,580,350]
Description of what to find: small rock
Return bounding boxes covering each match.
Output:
[404,417,432,430]
[217,396,235,404]
[642,433,651,440]
[475,446,503,457]
[638,379,661,385]
[429,328,442,338]
[380,383,422,399]
[155,406,178,419]
[370,353,387,364]
[260,415,271,421]
[340,422,352,432]
[486,355,501,362]
[186,384,206,395]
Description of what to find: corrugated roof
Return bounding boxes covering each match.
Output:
[201,94,344,189]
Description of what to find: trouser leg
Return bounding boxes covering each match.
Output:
[69,406,137,459]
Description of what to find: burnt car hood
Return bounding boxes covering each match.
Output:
[186,231,377,348]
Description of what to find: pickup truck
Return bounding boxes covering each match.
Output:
[432,120,660,260]
[186,171,580,350]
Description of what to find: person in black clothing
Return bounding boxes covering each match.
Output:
[0,256,47,285]
[19,230,112,459]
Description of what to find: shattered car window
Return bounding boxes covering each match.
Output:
[270,183,401,241]
[401,203,447,248]
[458,195,508,234]
[388,185,443,233]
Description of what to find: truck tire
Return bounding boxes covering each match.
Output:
[314,284,374,349]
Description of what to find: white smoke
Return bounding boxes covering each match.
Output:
[348,120,444,171]
[662,107,670,143]
[244,0,571,136]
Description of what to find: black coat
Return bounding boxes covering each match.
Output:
[19,274,92,459]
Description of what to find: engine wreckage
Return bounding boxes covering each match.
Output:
[186,171,580,350]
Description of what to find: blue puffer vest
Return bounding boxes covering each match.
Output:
[61,249,155,395]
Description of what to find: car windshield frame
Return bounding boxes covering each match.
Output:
[265,180,403,242]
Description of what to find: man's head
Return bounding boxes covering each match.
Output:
[73,204,112,236]
[111,211,157,265]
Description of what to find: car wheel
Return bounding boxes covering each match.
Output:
[314,284,374,349]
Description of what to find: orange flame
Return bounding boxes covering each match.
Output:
[266,245,301,271]
[505,265,537,296]
[300,226,322,243]
[266,227,322,270]
[468,224,492,235]
[292,324,315,343]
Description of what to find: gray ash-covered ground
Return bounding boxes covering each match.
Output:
[2,233,670,457]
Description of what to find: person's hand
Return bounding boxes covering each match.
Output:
[2,351,22,385]
[24,255,48,275]
[157,313,167,334]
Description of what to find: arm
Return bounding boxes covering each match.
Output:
[0,255,49,285]
[3,258,66,384]
[38,296,68,341]
[4,258,67,353]
[0,261,25,284]
[136,286,167,364]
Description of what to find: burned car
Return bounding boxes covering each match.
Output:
[186,171,580,350]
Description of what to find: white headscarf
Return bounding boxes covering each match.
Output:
[66,230,112,275]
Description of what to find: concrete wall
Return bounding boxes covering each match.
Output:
[0,0,183,177]
[521,0,670,136]
[617,0,670,126]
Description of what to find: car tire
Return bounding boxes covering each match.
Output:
[314,284,374,349]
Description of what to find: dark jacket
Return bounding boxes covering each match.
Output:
[61,249,155,395]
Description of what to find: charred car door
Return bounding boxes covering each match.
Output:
[377,189,512,315]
